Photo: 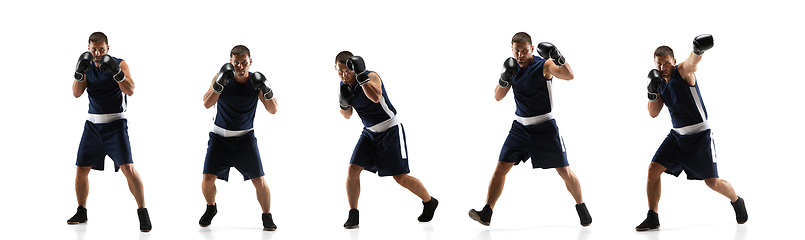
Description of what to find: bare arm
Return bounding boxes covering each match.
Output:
[117,60,135,96]
[543,60,574,81]
[494,84,510,101]
[340,107,353,119]
[203,74,220,109]
[72,76,87,98]
[648,98,664,118]
[259,93,278,114]
[361,72,383,103]
[678,51,703,86]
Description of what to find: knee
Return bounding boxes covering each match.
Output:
[119,164,135,176]
[347,165,362,180]
[493,163,514,177]
[76,166,91,175]
[251,177,267,188]
[705,178,719,189]
[393,174,408,185]
[647,163,665,179]
[202,174,217,184]
[555,167,571,179]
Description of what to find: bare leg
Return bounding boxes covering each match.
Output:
[201,173,217,205]
[704,178,739,202]
[119,163,145,208]
[346,164,362,209]
[647,162,666,212]
[75,166,91,207]
[555,166,583,204]
[392,173,431,202]
[486,161,515,209]
[251,176,271,213]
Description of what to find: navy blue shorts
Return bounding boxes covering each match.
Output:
[203,131,265,181]
[350,124,410,177]
[652,129,718,180]
[499,120,569,169]
[75,119,133,172]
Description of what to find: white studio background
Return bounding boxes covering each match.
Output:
[0,0,802,239]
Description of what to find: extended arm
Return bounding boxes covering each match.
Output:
[679,34,713,86]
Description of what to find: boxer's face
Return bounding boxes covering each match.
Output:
[654,55,675,80]
[88,41,109,65]
[336,62,355,85]
[511,41,534,67]
[230,54,252,78]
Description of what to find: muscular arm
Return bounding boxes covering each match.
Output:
[203,74,220,109]
[361,72,383,103]
[648,97,664,118]
[117,60,135,96]
[340,107,353,119]
[259,93,278,114]
[678,51,703,86]
[494,84,510,101]
[72,76,87,98]
[543,60,574,81]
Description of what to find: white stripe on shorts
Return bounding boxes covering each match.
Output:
[398,123,407,159]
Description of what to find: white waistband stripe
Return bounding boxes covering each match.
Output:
[88,113,125,124]
[516,112,554,126]
[673,121,710,135]
[212,125,253,137]
[367,116,401,133]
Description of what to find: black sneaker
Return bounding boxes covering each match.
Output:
[67,206,88,224]
[262,213,277,231]
[635,210,660,231]
[418,197,439,222]
[137,208,152,232]
[468,204,492,226]
[199,204,217,227]
[344,209,359,229]
[731,197,748,224]
[575,203,592,226]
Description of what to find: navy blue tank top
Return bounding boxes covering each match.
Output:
[511,56,552,117]
[213,72,260,130]
[84,56,126,114]
[340,71,398,127]
[658,66,708,128]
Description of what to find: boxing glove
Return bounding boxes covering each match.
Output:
[693,34,714,55]
[537,42,566,67]
[250,72,274,100]
[99,54,126,82]
[212,63,235,94]
[339,84,355,110]
[647,69,664,101]
[346,56,370,86]
[74,52,93,81]
[499,57,518,88]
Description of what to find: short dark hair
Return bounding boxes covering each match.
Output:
[654,46,674,59]
[335,51,354,64]
[88,32,108,44]
[230,45,251,58]
[511,32,532,45]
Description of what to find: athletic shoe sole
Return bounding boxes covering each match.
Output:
[468,210,490,226]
